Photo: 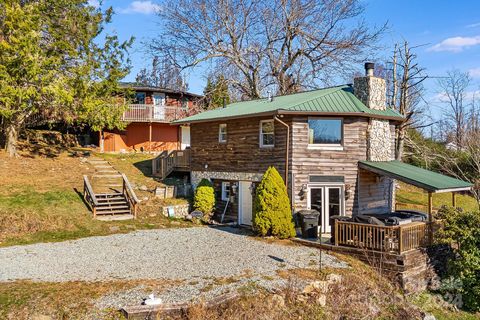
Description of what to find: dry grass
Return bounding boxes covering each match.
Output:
[0,279,173,320]
[0,137,192,247]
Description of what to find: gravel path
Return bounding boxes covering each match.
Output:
[0,227,345,282]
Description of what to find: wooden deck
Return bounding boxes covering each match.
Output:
[334,220,428,254]
[152,149,191,179]
[122,104,186,123]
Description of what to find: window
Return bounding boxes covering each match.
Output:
[260,120,274,147]
[221,182,230,201]
[308,118,343,146]
[219,124,227,143]
[134,92,146,104]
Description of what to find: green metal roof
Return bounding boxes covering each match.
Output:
[174,85,404,124]
[359,160,473,193]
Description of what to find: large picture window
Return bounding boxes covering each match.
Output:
[308,118,343,145]
[260,120,274,147]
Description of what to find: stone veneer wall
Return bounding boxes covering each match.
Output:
[367,119,393,161]
[353,76,387,111]
[191,171,263,188]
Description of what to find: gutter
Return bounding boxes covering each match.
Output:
[274,115,290,188]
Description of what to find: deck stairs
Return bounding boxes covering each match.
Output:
[83,157,139,221]
[152,149,191,179]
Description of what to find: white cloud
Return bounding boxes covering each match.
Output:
[467,22,480,28]
[88,0,100,8]
[119,1,160,14]
[428,36,480,53]
[469,68,480,78]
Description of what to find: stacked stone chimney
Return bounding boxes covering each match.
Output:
[354,63,393,162]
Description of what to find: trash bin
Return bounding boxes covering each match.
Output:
[298,210,320,239]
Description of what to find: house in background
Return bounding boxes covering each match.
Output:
[172,63,472,233]
[100,83,203,153]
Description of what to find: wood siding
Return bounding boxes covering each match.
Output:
[190,116,288,178]
[290,116,368,216]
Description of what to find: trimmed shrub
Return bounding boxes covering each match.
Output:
[193,179,215,219]
[253,166,296,239]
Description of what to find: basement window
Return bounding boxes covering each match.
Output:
[221,182,230,201]
[219,124,227,143]
[260,120,274,148]
[308,118,343,149]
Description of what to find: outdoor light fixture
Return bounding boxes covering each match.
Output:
[231,182,238,194]
[204,163,208,169]
[300,184,308,200]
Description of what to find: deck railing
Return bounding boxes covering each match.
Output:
[334,220,428,254]
[152,149,191,179]
[122,104,187,122]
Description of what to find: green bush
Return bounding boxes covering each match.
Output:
[193,179,215,219]
[436,206,480,312]
[253,166,296,239]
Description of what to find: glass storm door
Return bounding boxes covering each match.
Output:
[308,186,343,234]
[153,93,165,120]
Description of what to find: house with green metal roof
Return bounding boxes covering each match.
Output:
[160,63,472,232]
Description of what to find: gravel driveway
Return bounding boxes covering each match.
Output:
[0,226,344,283]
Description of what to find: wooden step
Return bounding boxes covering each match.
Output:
[96,206,130,212]
[95,209,131,215]
[97,200,128,205]
[95,193,124,198]
[96,214,134,221]
[93,174,122,178]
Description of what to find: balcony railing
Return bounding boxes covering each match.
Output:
[121,104,188,122]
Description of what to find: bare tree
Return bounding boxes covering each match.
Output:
[135,56,188,91]
[387,41,428,160]
[437,69,471,149]
[151,0,386,99]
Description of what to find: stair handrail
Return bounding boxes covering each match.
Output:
[83,175,99,218]
[152,150,169,176]
[121,173,140,218]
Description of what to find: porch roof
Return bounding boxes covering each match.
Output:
[358,160,473,193]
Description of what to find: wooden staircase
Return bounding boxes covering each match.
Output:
[152,149,191,179]
[83,158,139,221]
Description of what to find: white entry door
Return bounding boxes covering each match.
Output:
[153,93,165,120]
[181,126,190,150]
[239,181,253,225]
[308,185,343,234]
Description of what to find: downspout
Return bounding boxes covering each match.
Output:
[274,116,289,188]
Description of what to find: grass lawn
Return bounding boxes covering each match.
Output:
[396,182,478,212]
[0,147,191,247]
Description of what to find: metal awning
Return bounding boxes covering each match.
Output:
[359,160,473,193]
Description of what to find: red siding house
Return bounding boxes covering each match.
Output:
[100,83,202,152]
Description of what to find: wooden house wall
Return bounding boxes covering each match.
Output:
[290,116,369,216]
[190,116,289,178]
[357,169,392,214]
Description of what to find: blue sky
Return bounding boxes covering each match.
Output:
[93,0,480,119]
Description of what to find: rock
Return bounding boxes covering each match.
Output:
[32,315,52,320]
[316,294,326,307]
[185,214,193,221]
[311,280,329,293]
[267,294,285,308]
[139,185,148,191]
[326,273,342,284]
[109,226,120,232]
[143,196,149,201]
[423,313,436,320]
[302,284,315,295]
[191,210,203,218]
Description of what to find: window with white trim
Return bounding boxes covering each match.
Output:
[221,182,230,201]
[219,124,227,143]
[308,118,343,147]
[260,120,274,147]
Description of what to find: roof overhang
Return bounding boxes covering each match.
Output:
[359,160,473,193]
[173,110,405,125]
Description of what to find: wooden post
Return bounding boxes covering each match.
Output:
[452,192,456,208]
[149,122,152,151]
[428,192,433,245]
[399,225,403,254]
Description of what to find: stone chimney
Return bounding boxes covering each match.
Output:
[354,63,393,162]
[353,62,386,111]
